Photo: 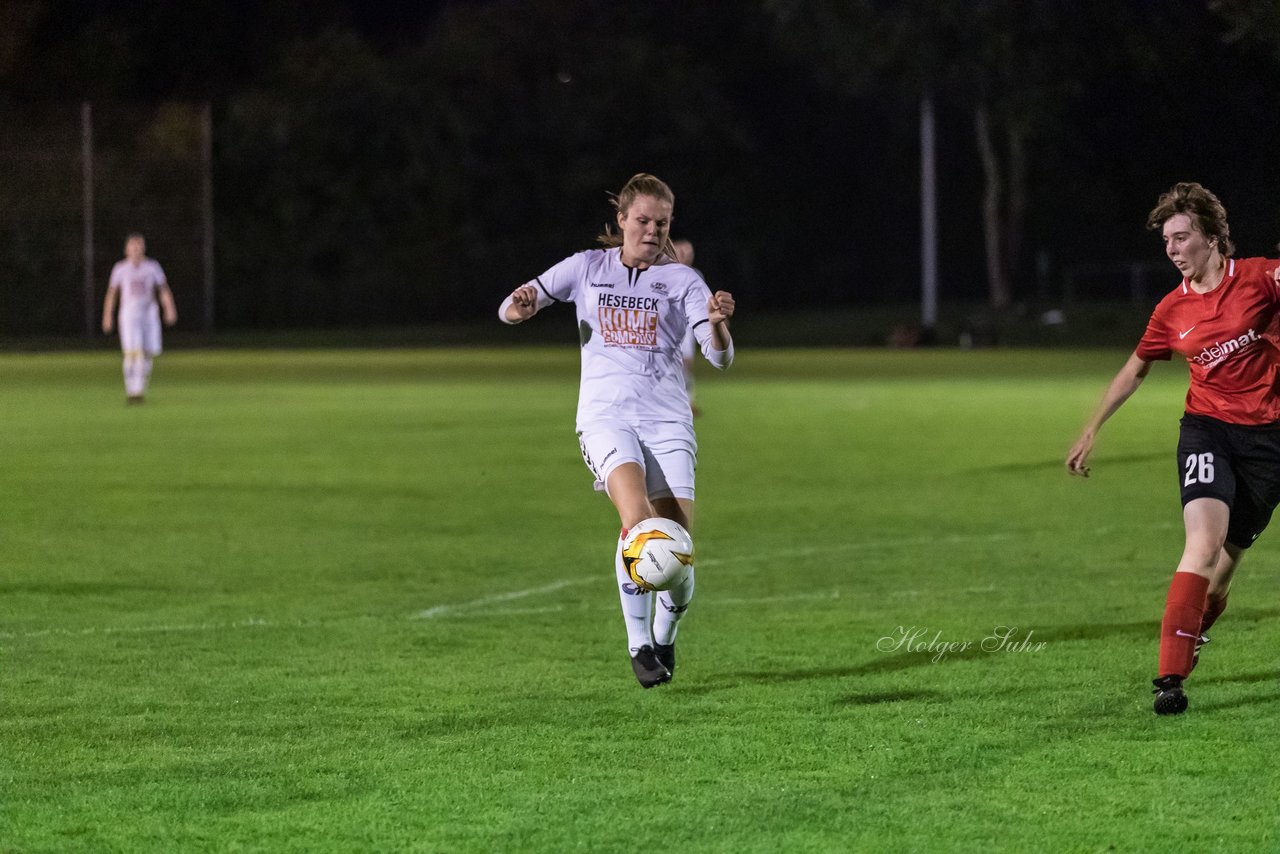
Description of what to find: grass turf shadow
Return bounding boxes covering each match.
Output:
[1191,686,1280,712]
[962,451,1169,475]
[835,688,945,706]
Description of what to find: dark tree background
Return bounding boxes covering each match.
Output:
[1,0,1278,332]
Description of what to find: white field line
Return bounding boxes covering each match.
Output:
[414,577,595,620]
[411,532,1013,621]
[441,590,845,620]
[0,617,279,640]
[0,527,1137,639]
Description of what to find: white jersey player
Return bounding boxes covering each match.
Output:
[102,233,178,403]
[500,173,735,688]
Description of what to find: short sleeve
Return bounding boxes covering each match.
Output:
[534,253,585,303]
[1135,310,1173,362]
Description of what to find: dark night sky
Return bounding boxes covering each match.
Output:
[8,0,456,98]
[3,0,1280,331]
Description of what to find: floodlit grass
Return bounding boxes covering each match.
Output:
[3,346,1279,852]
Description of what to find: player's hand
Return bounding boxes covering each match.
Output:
[508,285,540,322]
[102,318,113,334]
[708,291,735,325]
[163,310,178,327]
[1066,433,1094,478]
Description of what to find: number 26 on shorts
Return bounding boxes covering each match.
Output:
[1183,452,1215,486]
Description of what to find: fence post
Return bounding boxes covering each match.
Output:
[201,101,215,333]
[919,94,938,330]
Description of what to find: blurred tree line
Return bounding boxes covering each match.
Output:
[2,0,1279,333]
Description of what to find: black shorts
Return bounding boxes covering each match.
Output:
[1177,413,1280,549]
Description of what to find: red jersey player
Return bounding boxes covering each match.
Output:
[1067,182,1280,715]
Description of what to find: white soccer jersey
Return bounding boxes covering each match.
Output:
[524,248,732,428]
[108,258,167,317]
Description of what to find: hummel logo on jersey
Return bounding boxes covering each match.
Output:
[1178,326,1196,339]
[651,282,668,293]
[590,282,615,289]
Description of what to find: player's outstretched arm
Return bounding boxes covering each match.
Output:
[159,284,178,326]
[1066,351,1153,477]
[102,288,118,334]
[707,290,734,352]
[499,284,541,324]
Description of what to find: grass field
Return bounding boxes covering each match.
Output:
[3,346,1279,852]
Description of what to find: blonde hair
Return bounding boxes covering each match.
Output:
[1147,182,1235,257]
[595,173,678,261]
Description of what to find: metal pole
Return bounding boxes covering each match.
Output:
[201,101,215,333]
[82,101,95,339]
[920,94,939,330]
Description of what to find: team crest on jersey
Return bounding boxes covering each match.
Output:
[651,282,668,293]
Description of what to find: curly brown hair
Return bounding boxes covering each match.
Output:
[1146,182,1235,257]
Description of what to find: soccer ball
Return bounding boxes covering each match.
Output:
[622,517,694,592]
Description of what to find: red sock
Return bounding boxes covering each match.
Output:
[1200,592,1229,635]
[1158,572,1210,678]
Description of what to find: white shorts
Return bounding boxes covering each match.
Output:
[577,420,698,501]
[119,309,162,356]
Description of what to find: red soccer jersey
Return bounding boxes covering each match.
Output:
[1137,257,1280,424]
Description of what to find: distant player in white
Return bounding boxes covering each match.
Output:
[102,233,178,403]
[500,174,735,687]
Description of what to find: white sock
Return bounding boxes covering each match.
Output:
[653,567,694,646]
[123,355,144,396]
[615,529,653,655]
[141,356,153,393]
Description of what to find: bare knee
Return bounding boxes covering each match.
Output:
[1180,499,1229,577]
[652,497,692,531]
[1177,533,1225,575]
[607,463,656,530]
[1208,544,1243,598]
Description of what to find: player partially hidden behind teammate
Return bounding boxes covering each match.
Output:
[101,233,178,404]
[1067,182,1280,715]
[499,174,735,687]
[673,238,702,415]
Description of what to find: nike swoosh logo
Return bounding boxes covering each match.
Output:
[1174,629,1200,639]
[1179,326,1197,339]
